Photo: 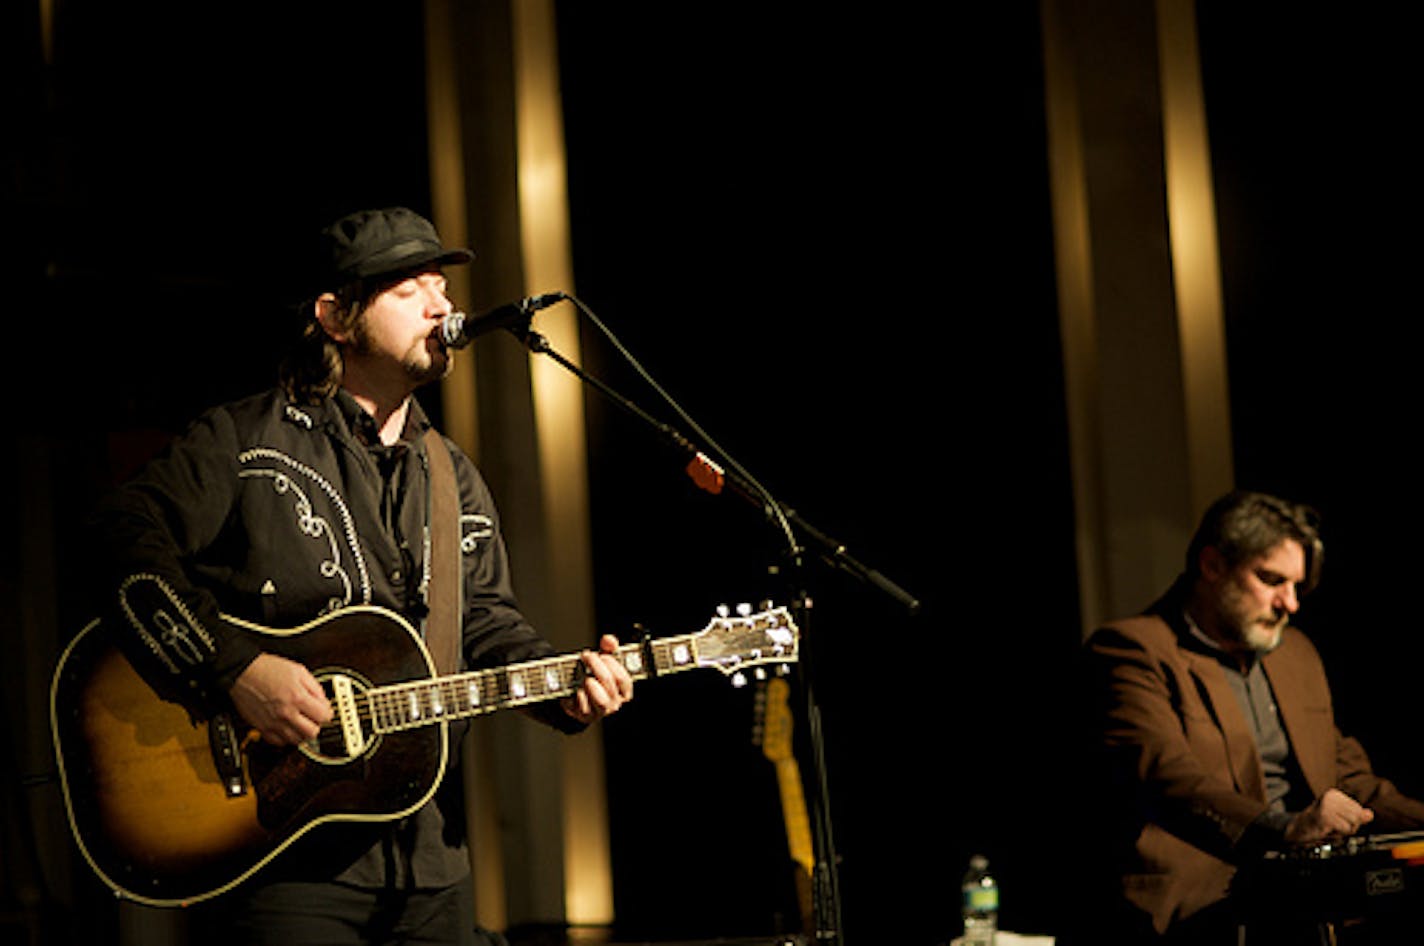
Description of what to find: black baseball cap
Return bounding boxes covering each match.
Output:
[319,206,473,287]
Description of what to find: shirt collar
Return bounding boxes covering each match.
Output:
[331,388,432,447]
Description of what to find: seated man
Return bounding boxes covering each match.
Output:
[1077,490,1424,943]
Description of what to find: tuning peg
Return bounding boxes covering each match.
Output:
[759,599,774,612]
[716,603,731,618]
[777,663,792,677]
[736,602,753,617]
[754,667,767,681]
[731,671,748,688]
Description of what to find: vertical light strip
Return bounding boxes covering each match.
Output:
[40,0,55,64]
[426,0,480,464]
[424,0,504,931]
[508,0,614,926]
[1040,0,1108,637]
[1157,0,1234,511]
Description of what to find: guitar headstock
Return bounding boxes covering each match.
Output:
[695,603,799,685]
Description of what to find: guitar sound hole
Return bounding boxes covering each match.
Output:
[311,720,350,760]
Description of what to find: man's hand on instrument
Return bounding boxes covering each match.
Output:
[230,652,333,746]
[1284,787,1375,845]
[562,634,634,724]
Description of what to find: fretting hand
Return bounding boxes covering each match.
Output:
[562,634,634,724]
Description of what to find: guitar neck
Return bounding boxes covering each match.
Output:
[772,754,816,872]
[366,635,698,734]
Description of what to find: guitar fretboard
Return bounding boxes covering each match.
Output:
[367,636,700,734]
[341,605,797,740]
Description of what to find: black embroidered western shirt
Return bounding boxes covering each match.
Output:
[92,386,580,892]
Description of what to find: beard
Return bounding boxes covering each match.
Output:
[352,319,453,388]
[403,337,453,385]
[1214,584,1288,654]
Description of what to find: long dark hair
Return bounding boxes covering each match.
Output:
[278,279,379,403]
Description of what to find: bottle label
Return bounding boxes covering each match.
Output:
[964,888,998,912]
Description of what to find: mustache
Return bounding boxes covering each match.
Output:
[1256,610,1289,635]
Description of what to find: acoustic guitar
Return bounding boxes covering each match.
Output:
[50,602,799,906]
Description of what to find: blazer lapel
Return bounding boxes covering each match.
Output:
[1263,641,1334,796]
[1183,647,1269,802]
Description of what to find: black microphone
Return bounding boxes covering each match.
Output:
[440,292,567,348]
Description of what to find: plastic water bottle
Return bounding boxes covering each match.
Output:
[961,854,998,946]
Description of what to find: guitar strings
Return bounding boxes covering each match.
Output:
[306,626,786,746]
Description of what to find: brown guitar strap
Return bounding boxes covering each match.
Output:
[423,430,462,676]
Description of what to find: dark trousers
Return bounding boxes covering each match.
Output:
[189,879,504,946]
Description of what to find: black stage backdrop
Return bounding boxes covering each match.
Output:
[4,4,1420,945]
[554,6,1072,943]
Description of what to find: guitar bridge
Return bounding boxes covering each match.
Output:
[331,674,367,757]
[208,711,248,797]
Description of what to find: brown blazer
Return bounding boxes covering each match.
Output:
[1083,590,1424,935]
